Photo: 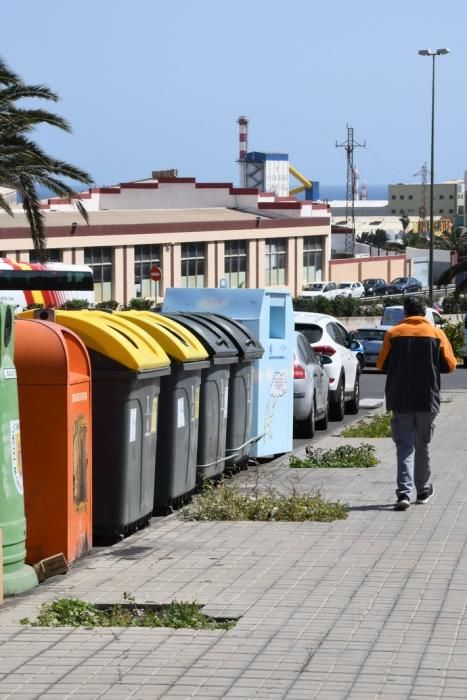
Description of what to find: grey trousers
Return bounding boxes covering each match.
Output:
[391,411,436,499]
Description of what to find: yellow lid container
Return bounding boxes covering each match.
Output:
[114,311,208,363]
[18,309,170,372]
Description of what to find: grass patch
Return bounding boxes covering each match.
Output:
[20,596,235,630]
[340,413,392,438]
[290,443,377,469]
[182,480,347,522]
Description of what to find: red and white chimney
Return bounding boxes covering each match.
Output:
[237,115,248,162]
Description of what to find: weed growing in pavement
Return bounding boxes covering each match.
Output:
[182,479,348,522]
[289,443,378,469]
[20,597,236,630]
[340,413,392,438]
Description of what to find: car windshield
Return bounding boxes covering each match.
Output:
[295,323,323,343]
[391,278,405,284]
[337,283,351,289]
[355,329,386,341]
[303,283,325,291]
[363,279,377,285]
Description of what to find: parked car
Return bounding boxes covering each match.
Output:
[293,331,330,437]
[362,278,388,296]
[294,311,360,420]
[380,305,443,327]
[334,281,365,299]
[350,336,366,370]
[354,327,387,367]
[386,276,423,294]
[300,281,339,299]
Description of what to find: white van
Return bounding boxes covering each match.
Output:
[380,305,443,328]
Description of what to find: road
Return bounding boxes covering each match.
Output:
[293,365,467,449]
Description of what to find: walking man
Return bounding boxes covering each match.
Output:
[376,296,456,510]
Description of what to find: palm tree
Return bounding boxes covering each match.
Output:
[0,57,92,257]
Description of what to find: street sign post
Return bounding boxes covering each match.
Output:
[150,266,162,282]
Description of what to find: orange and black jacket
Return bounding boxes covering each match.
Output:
[376,316,457,413]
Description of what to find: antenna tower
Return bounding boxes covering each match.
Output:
[414,162,428,235]
[336,125,366,254]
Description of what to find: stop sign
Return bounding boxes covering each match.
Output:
[150,265,162,282]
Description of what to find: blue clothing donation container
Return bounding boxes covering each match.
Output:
[163,288,293,458]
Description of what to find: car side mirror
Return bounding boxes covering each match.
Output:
[350,339,360,350]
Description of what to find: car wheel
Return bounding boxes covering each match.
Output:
[329,376,345,421]
[346,373,360,414]
[315,397,329,431]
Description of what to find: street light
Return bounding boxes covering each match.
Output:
[418,48,450,301]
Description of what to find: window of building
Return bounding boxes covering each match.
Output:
[400,195,405,200]
[391,195,396,200]
[84,247,112,301]
[391,209,396,214]
[408,195,413,200]
[449,194,454,199]
[224,240,246,288]
[439,209,444,214]
[134,245,161,299]
[181,243,205,288]
[449,209,454,214]
[303,236,324,284]
[29,249,62,263]
[439,194,444,200]
[265,239,286,286]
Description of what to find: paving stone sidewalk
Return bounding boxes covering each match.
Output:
[0,391,466,699]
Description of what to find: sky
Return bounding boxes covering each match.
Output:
[2,0,466,192]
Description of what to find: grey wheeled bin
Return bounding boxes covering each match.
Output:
[163,312,239,482]
[43,310,172,544]
[113,311,210,514]
[198,313,264,470]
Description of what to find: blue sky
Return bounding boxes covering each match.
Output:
[2,0,465,190]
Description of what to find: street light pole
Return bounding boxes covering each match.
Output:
[418,48,450,301]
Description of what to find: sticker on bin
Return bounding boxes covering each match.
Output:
[3,368,16,379]
[72,392,88,403]
[10,420,23,494]
[192,385,200,421]
[224,384,229,418]
[129,408,137,443]
[177,398,185,428]
[151,397,158,434]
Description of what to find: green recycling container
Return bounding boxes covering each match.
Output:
[0,305,38,595]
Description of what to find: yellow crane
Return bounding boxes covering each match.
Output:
[288,164,313,196]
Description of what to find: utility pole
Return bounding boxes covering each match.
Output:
[414,162,428,235]
[336,125,366,255]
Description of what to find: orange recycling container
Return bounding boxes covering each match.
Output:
[14,319,92,565]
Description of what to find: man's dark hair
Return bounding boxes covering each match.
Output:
[403,295,426,317]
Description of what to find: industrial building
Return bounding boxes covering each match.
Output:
[0,175,330,304]
[388,180,464,218]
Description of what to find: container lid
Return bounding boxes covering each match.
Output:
[14,319,91,385]
[163,312,239,363]
[114,311,209,363]
[18,310,171,372]
[195,313,264,360]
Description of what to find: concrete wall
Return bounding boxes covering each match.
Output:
[329,255,409,283]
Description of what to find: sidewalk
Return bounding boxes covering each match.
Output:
[1,390,466,699]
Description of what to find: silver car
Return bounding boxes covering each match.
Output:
[293,331,330,437]
[354,327,387,367]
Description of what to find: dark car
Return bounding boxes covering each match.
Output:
[362,278,388,297]
[387,276,423,294]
